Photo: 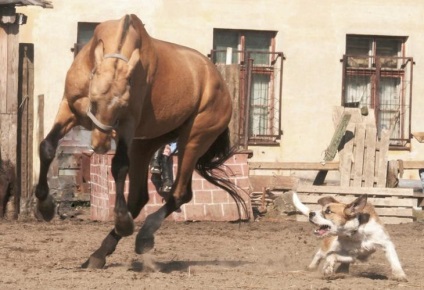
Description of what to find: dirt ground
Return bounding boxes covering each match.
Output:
[0,209,423,290]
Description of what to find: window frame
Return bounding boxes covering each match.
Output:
[72,22,99,57]
[342,35,413,149]
[211,29,283,148]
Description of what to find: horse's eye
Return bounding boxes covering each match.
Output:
[324,208,332,215]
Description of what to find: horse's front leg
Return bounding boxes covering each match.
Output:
[112,139,134,237]
[35,100,77,221]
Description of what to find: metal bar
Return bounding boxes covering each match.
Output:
[278,53,283,138]
[409,57,414,140]
[243,58,253,148]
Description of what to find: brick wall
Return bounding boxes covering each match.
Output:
[89,151,252,222]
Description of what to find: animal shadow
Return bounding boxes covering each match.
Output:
[357,272,388,280]
[129,259,251,273]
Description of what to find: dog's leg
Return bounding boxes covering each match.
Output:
[322,254,354,277]
[335,263,350,273]
[322,254,337,277]
[382,240,407,281]
[307,249,324,270]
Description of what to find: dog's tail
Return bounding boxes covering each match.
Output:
[292,192,310,216]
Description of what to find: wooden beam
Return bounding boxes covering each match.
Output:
[0,25,7,114]
[296,194,417,207]
[249,175,299,192]
[296,185,422,198]
[296,215,413,224]
[314,112,351,185]
[398,161,424,169]
[249,161,339,171]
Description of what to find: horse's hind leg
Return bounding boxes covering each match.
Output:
[81,229,122,269]
[35,99,77,221]
[135,128,220,254]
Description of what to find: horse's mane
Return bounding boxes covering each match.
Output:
[117,15,132,52]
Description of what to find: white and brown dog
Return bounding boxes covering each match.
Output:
[292,192,407,281]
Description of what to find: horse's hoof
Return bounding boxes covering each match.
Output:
[36,195,56,222]
[114,212,134,237]
[135,235,155,254]
[81,255,106,269]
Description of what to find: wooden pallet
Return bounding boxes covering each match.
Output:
[295,185,422,224]
[334,107,391,188]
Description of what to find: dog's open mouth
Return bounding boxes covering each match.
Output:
[314,225,331,236]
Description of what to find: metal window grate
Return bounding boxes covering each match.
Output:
[342,55,413,148]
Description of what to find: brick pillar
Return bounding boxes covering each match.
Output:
[89,152,252,222]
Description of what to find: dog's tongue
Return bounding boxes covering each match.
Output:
[314,228,327,236]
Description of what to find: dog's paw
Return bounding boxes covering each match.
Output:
[322,264,335,277]
[392,273,407,282]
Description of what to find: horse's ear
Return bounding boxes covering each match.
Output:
[94,40,104,68]
[126,49,140,78]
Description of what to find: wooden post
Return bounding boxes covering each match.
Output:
[0,21,19,166]
[18,44,34,203]
[217,64,240,147]
[386,160,399,188]
[313,113,351,185]
[1,7,22,218]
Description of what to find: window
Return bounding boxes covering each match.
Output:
[64,22,100,148]
[211,29,283,147]
[72,22,99,57]
[342,35,413,148]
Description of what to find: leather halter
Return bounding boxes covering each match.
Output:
[87,53,128,132]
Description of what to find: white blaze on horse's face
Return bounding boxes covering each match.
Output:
[88,40,139,154]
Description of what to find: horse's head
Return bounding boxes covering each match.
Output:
[88,40,139,153]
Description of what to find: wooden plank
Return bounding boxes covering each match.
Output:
[376,129,390,187]
[27,45,34,201]
[293,203,412,217]
[314,113,351,185]
[297,194,417,208]
[7,23,18,113]
[0,25,7,113]
[380,217,414,224]
[248,161,339,171]
[386,160,399,188]
[333,107,363,124]
[217,65,239,147]
[363,124,377,187]
[339,123,356,186]
[374,207,413,217]
[18,43,35,202]
[296,214,413,224]
[37,94,44,143]
[325,113,352,161]
[397,160,424,170]
[0,114,16,163]
[20,44,29,204]
[352,123,366,187]
[249,175,298,192]
[296,185,422,198]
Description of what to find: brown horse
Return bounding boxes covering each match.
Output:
[35,14,248,268]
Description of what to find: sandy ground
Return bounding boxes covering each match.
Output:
[0,210,423,290]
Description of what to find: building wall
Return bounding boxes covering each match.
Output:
[17,0,424,181]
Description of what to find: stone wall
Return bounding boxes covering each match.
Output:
[89,151,252,222]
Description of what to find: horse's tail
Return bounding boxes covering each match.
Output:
[195,128,250,220]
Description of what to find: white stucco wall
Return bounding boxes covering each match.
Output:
[17,0,424,181]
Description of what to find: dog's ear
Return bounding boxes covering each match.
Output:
[344,195,367,217]
[357,213,370,224]
[317,196,338,206]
